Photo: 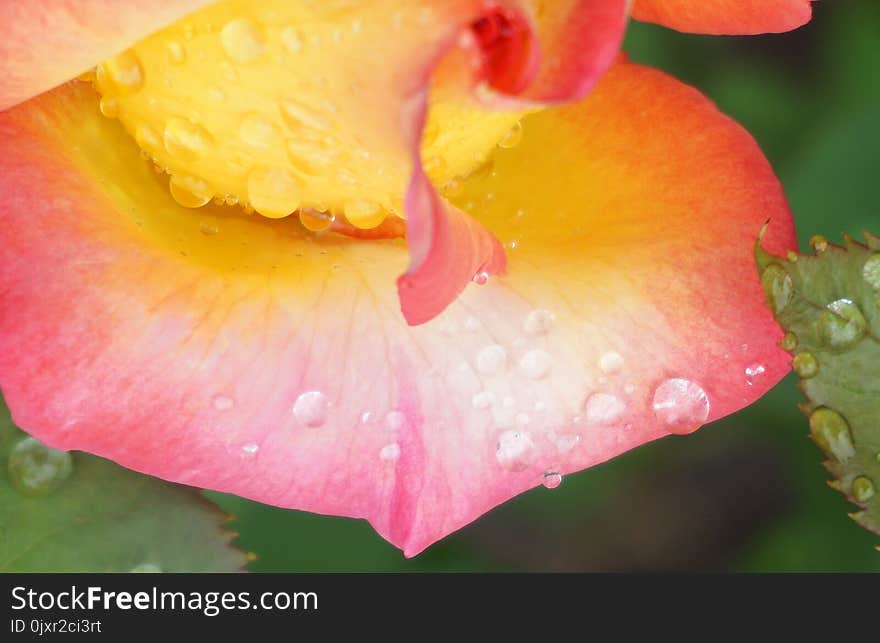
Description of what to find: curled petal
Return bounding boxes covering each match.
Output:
[0,0,213,110]
[631,0,814,35]
[0,61,794,555]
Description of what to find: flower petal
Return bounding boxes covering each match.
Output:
[0,0,214,110]
[631,0,814,35]
[0,59,793,557]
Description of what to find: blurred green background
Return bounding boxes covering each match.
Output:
[211,0,880,571]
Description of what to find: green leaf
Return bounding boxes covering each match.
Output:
[756,231,880,541]
[0,399,247,572]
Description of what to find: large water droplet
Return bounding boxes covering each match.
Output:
[247,166,301,218]
[495,430,533,472]
[652,379,710,435]
[299,208,335,232]
[809,407,855,462]
[792,352,819,379]
[220,18,267,63]
[293,391,329,428]
[344,199,385,229]
[852,476,875,502]
[169,174,213,208]
[477,344,507,375]
[863,253,880,290]
[818,298,867,350]
[7,437,74,496]
[96,49,144,95]
[498,121,523,149]
[599,351,624,374]
[379,443,401,462]
[542,471,563,489]
[519,349,552,380]
[99,97,118,119]
[163,118,213,161]
[584,393,626,425]
[239,113,277,148]
[523,309,554,335]
[744,363,766,386]
[760,264,793,314]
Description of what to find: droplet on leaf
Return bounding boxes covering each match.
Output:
[792,352,819,379]
[809,407,855,463]
[818,299,867,350]
[7,437,74,497]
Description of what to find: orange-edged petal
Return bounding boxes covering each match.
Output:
[0,60,793,556]
[631,0,814,34]
[0,0,215,110]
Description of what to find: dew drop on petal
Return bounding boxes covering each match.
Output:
[163,118,213,161]
[380,443,401,462]
[652,378,710,435]
[542,471,563,489]
[220,18,267,64]
[744,363,766,386]
[584,393,626,425]
[247,166,301,219]
[495,430,533,472]
[7,437,74,496]
[599,351,624,374]
[809,407,855,463]
[293,391,328,428]
[472,271,490,285]
[519,349,552,380]
[384,411,406,432]
[523,309,554,336]
[792,352,819,379]
[169,174,213,208]
[477,344,507,375]
[241,443,259,458]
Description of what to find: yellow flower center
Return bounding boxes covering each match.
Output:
[92,0,528,232]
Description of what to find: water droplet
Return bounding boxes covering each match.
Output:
[744,363,766,386]
[652,378,710,435]
[542,471,563,489]
[212,395,234,411]
[818,298,867,350]
[495,430,533,472]
[134,123,161,156]
[239,113,277,148]
[809,407,855,462]
[477,344,507,375]
[299,208,335,232]
[760,264,793,314]
[247,166,301,218]
[852,476,875,502]
[384,411,406,432]
[380,443,401,462]
[130,563,162,573]
[96,49,144,94]
[809,235,829,253]
[99,96,118,118]
[164,118,213,160]
[792,352,819,379]
[281,26,304,53]
[472,391,496,409]
[200,221,220,236]
[780,331,798,352]
[599,351,624,374]
[241,443,259,458]
[166,40,186,65]
[220,18,266,63]
[472,271,490,285]
[344,199,385,229]
[519,349,552,380]
[293,391,329,428]
[280,99,331,132]
[523,309,554,335]
[584,393,626,425]
[7,437,74,496]
[169,174,213,208]
[498,121,523,149]
[863,253,880,290]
